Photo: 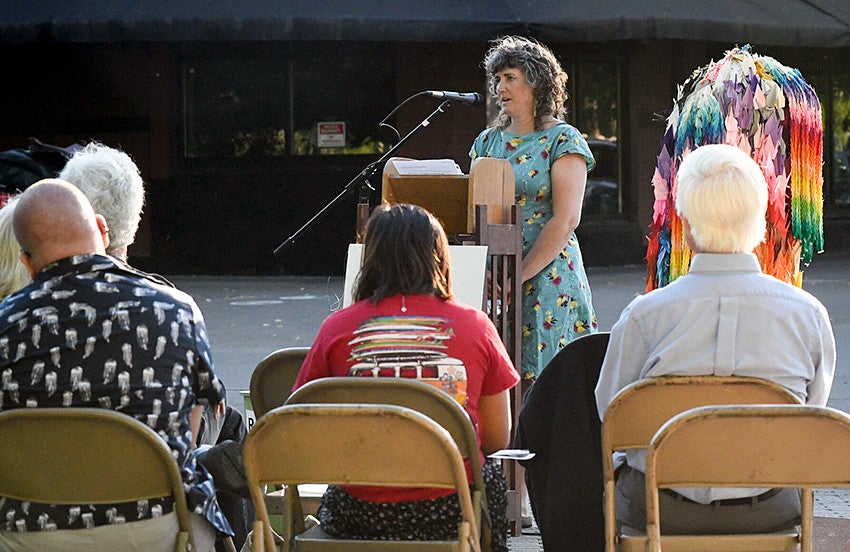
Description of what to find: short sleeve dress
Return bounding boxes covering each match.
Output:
[470,122,598,378]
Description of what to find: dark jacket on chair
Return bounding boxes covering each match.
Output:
[516,332,610,552]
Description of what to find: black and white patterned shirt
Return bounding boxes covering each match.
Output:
[0,254,232,535]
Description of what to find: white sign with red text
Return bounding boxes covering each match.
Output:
[317,121,346,148]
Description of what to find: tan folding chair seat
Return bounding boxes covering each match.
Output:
[0,407,193,551]
[286,377,492,550]
[243,403,481,552]
[601,375,802,552]
[646,404,850,552]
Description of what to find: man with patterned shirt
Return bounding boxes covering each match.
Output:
[0,179,232,551]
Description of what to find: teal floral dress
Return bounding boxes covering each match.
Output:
[470,123,598,378]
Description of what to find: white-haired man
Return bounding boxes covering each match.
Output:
[59,143,251,550]
[595,144,835,533]
[59,142,145,261]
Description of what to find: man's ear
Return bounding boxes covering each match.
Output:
[95,214,111,251]
[19,250,37,279]
[682,216,698,252]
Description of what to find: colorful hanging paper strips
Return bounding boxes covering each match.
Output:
[645,45,824,291]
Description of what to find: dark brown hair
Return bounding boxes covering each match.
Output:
[354,203,452,303]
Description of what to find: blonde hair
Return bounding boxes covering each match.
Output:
[675,144,768,253]
[0,196,31,299]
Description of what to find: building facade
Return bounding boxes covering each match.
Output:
[1,4,848,275]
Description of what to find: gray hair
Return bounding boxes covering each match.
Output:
[59,142,145,257]
[676,144,768,253]
[483,35,569,130]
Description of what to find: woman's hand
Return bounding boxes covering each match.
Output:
[520,153,587,282]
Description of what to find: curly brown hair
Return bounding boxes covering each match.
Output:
[483,36,569,131]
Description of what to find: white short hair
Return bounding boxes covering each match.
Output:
[675,144,767,253]
[58,142,145,255]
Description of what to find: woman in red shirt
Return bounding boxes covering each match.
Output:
[295,203,519,550]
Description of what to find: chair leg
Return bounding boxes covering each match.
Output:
[223,536,238,552]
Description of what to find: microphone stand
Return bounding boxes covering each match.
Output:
[273,98,456,257]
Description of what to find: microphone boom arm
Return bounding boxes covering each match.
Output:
[273,99,455,258]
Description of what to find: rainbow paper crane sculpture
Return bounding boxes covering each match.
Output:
[646,45,823,291]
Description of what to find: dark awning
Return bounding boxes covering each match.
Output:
[0,0,849,47]
[531,0,850,48]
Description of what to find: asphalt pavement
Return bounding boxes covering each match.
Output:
[168,250,850,551]
[168,250,850,415]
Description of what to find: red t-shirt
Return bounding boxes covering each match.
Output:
[294,294,520,502]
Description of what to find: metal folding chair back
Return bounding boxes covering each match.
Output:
[646,405,850,552]
[601,375,802,552]
[0,407,192,551]
[286,377,491,550]
[243,403,480,552]
[250,347,310,418]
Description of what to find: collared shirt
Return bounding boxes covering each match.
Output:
[0,254,232,534]
[595,253,835,504]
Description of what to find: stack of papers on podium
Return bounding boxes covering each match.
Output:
[391,158,462,175]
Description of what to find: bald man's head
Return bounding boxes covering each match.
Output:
[13,179,109,275]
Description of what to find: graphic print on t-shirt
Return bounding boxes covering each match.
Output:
[347,315,468,406]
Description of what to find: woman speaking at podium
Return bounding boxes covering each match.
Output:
[469,35,598,381]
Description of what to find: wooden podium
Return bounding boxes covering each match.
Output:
[379,157,515,236]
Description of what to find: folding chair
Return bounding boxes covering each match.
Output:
[248,347,313,523]
[250,347,310,418]
[286,377,492,550]
[646,404,850,552]
[601,376,802,552]
[0,407,193,552]
[243,403,481,552]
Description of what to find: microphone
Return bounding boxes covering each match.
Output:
[425,90,484,106]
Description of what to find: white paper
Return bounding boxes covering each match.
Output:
[390,158,462,175]
[487,449,536,461]
[343,244,486,309]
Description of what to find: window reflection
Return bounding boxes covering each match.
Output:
[832,75,850,208]
[570,61,620,215]
[182,58,288,159]
[290,43,393,156]
[181,43,394,159]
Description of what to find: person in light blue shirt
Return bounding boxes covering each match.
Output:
[595,143,836,534]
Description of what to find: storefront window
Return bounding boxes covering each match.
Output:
[831,74,850,208]
[181,43,393,159]
[290,43,393,156]
[567,61,621,216]
[182,57,288,159]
